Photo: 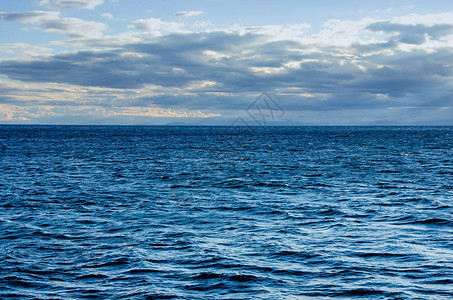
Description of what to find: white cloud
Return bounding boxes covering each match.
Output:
[191,21,213,29]
[0,43,51,59]
[391,12,453,26]
[309,17,378,46]
[112,107,219,118]
[0,79,220,124]
[39,0,104,10]
[0,11,106,39]
[0,104,19,121]
[130,18,185,35]
[101,13,113,19]
[246,24,311,41]
[176,10,204,17]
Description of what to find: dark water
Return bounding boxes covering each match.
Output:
[1,125,452,299]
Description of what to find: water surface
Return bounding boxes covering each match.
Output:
[1,126,452,299]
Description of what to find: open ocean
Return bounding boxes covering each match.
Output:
[0,125,452,299]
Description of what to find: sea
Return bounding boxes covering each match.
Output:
[0,125,452,299]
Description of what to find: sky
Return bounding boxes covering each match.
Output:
[1,0,453,125]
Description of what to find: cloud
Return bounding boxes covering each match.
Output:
[101,13,113,19]
[307,18,376,46]
[220,23,311,42]
[0,43,51,58]
[176,10,204,17]
[1,12,453,124]
[112,107,219,118]
[39,0,104,10]
[0,104,18,121]
[0,11,60,23]
[0,79,221,124]
[391,12,453,26]
[42,17,105,38]
[367,22,453,45]
[352,39,398,54]
[0,11,106,39]
[129,18,185,35]
[1,30,451,107]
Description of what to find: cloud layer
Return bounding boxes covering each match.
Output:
[1,8,453,124]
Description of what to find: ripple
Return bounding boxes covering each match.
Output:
[1,125,453,299]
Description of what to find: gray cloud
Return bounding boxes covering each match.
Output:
[0,30,452,115]
[0,11,105,38]
[39,0,104,10]
[367,22,453,44]
[175,10,204,17]
[129,18,185,34]
[0,11,59,22]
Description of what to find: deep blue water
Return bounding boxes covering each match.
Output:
[1,125,452,299]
